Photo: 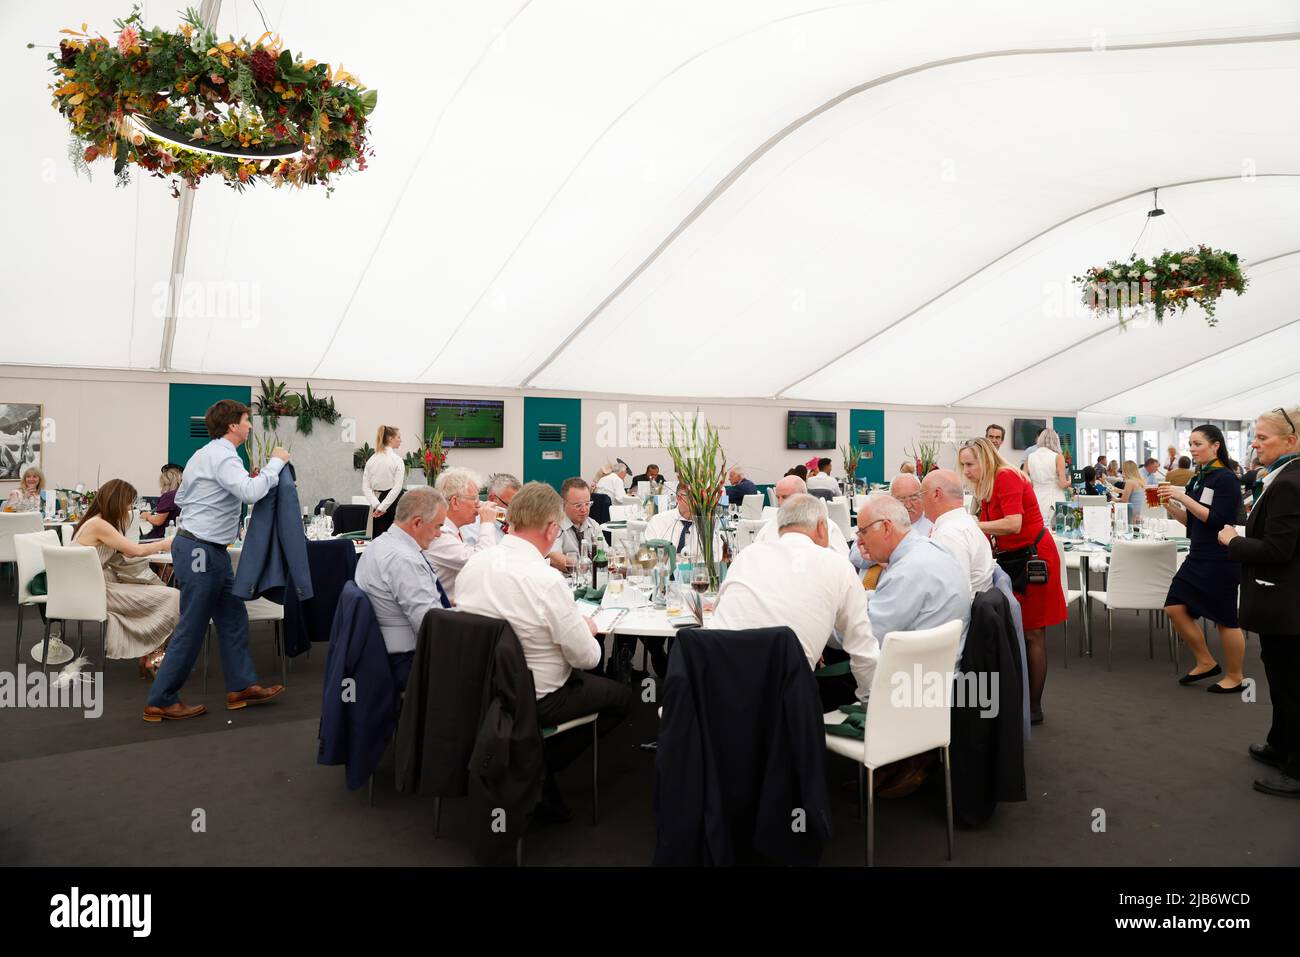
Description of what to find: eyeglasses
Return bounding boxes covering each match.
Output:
[1275,407,1296,435]
[568,500,592,509]
[895,493,923,504]
[857,519,888,534]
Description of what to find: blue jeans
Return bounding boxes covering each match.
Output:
[147,539,259,707]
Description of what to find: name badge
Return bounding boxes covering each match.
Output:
[1199,486,1214,506]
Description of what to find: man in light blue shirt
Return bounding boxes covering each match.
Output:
[1142,458,1162,485]
[857,493,971,662]
[145,400,288,722]
[354,487,451,690]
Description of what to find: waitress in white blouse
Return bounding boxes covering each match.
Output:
[363,425,406,538]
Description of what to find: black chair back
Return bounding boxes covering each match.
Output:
[809,488,835,502]
[589,492,612,525]
[331,504,369,536]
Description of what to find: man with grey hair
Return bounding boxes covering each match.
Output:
[596,462,635,505]
[424,467,502,603]
[857,493,971,658]
[849,473,931,573]
[725,465,758,504]
[753,474,849,557]
[354,486,451,690]
[921,468,994,597]
[463,472,522,546]
[712,493,878,702]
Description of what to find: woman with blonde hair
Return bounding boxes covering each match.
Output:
[142,464,184,539]
[71,478,177,677]
[363,424,406,538]
[5,465,48,511]
[959,436,1066,725]
[1219,405,1300,796]
[1117,460,1144,523]
[1025,428,1069,524]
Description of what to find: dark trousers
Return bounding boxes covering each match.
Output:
[1260,634,1300,778]
[610,634,670,683]
[536,670,634,773]
[816,647,859,711]
[147,539,257,707]
[390,650,414,694]
[370,490,401,539]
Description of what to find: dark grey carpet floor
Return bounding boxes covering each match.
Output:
[1,593,1296,867]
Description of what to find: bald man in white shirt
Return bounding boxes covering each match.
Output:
[921,469,994,597]
[753,475,850,557]
[423,467,502,603]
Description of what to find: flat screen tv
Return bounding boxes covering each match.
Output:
[787,410,837,450]
[424,398,504,449]
[1012,417,1047,450]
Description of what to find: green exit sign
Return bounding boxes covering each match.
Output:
[1126,416,1138,425]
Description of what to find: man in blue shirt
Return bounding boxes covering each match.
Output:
[856,493,971,662]
[355,487,451,691]
[144,400,288,722]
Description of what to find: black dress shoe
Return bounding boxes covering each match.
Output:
[1030,711,1044,726]
[1207,682,1244,694]
[1252,772,1300,798]
[1178,664,1221,685]
[1249,743,1283,768]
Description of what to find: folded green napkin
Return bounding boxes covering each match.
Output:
[573,584,607,602]
[27,571,47,596]
[826,702,866,740]
[813,660,851,678]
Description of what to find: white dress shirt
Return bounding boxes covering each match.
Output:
[354,525,447,654]
[423,516,499,603]
[362,447,406,513]
[754,515,850,557]
[596,472,634,505]
[457,535,602,697]
[928,506,995,598]
[555,515,605,560]
[806,472,840,493]
[711,532,878,699]
[176,438,283,544]
[644,508,724,563]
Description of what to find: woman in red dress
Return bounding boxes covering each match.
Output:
[959,437,1066,725]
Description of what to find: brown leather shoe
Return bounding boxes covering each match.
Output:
[143,702,208,722]
[226,684,285,710]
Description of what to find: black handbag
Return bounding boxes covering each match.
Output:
[995,528,1048,592]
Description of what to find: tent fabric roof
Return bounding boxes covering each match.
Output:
[4,1,1298,418]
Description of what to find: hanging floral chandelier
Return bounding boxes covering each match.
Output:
[44,5,377,196]
[1073,190,1248,328]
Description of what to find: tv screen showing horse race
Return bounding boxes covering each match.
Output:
[424,398,505,448]
[786,410,837,450]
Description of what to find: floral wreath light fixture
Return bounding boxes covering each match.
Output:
[42,5,377,196]
[1073,188,1248,328]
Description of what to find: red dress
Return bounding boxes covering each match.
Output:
[980,468,1067,630]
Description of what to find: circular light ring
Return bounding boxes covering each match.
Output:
[127,113,303,160]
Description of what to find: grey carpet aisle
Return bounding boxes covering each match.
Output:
[1,599,1296,866]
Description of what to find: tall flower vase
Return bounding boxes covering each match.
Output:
[693,508,722,591]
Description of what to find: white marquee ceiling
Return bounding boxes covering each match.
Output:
[2,0,1298,420]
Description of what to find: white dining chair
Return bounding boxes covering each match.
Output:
[740,494,764,520]
[41,544,109,678]
[1054,536,1083,667]
[1086,540,1178,671]
[825,500,853,542]
[125,509,141,543]
[766,487,779,508]
[1075,495,1107,508]
[825,619,962,866]
[13,530,59,665]
[204,548,288,689]
[350,496,369,506]
[1,511,45,596]
[853,494,870,516]
[734,518,765,553]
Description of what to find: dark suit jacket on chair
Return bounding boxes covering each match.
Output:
[654,626,831,866]
[1228,462,1300,634]
[394,609,545,865]
[317,582,399,790]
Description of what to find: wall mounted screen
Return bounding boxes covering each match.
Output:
[425,398,505,448]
